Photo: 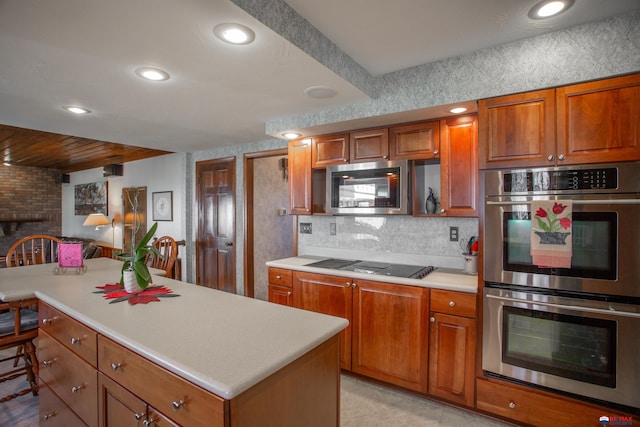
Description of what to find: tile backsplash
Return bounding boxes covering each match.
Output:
[297,215,478,270]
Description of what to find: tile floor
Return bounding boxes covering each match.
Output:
[341,375,514,427]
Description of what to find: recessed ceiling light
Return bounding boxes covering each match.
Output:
[63,106,91,114]
[304,86,337,99]
[528,0,574,19]
[282,132,302,140]
[135,67,170,81]
[450,107,467,114]
[214,23,255,45]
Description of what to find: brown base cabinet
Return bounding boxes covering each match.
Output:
[268,267,294,306]
[352,279,429,393]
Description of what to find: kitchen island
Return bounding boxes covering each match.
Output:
[0,257,348,426]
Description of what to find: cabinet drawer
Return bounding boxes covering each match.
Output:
[39,330,98,426]
[430,289,476,318]
[476,377,626,426]
[39,302,98,367]
[38,382,87,426]
[98,335,226,427]
[268,267,293,288]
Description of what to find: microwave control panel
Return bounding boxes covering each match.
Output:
[503,168,618,193]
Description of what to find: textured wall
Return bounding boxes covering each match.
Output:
[252,156,294,300]
[0,165,62,256]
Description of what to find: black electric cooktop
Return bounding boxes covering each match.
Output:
[306,258,435,279]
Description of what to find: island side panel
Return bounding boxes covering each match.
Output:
[229,334,341,427]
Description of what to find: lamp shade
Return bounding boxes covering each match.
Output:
[83,213,110,230]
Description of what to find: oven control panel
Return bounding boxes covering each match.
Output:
[503,168,618,192]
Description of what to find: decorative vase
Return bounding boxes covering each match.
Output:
[534,231,571,245]
[123,269,142,293]
[425,187,438,214]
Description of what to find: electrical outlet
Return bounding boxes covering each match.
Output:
[300,223,312,234]
[449,226,459,242]
[330,222,336,235]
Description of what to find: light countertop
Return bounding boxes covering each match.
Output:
[0,258,348,399]
[266,256,478,293]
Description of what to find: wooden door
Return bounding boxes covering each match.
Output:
[440,115,478,217]
[556,73,640,164]
[351,280,429,393]
[311,133,349,167]
[288,139,312,215]
[196,158,236,293]
[349,127,389,162]
[389,120,440,160]
[428,312,476,407]
[292,271,353,370]
[478,89,556,169]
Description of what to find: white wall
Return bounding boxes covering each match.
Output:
[62,153,187,275]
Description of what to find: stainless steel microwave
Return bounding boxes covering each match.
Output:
[326,160,411,215]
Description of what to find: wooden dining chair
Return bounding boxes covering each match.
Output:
[5,234,62,267]
[147,235,178,277]
[0,298,39,402]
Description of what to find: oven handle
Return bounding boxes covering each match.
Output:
[486,293,640,318]
[486,199,640,205]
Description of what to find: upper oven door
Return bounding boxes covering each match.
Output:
[484,193,640,298]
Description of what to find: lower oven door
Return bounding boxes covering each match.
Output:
[483,286,640,410]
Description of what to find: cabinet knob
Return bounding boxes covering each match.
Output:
[547,154,555,161]
[70,337,81,345]
[42,412,56,421]
[42,359,54,367]
[430,317,436,323]
[143,418,157,427]
[111,362,122,371]
[134,412,145,421]
[345,282,351,287]
[71,384,84,393]
[225,242,233,247]
[449,301,456,307]
[509,401,516,409]
[276,275,282,279]
[286,291,292,296]
[351,282,357,288]
[41,316,58,325]
[383,155,388,159]
[433,150,439,155]
[558,153,566,160]
[172,400,185,411]
[440,208,445,214]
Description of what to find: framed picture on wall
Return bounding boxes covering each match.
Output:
[74,181,108,215]
[152,191,173,221]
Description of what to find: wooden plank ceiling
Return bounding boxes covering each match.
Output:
[0,124,173,173]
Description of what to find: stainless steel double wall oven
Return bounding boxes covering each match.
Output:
[482,162,640,413]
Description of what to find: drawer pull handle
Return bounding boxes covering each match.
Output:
[70,337,81,345]
[111,362,122,371]
[42,359,54,367]
[71,385,84,393]
[509,401,516,409]
[449,301,456,307]
[172,400,185,411]
[42,316,58,325]
[43,412,56,421]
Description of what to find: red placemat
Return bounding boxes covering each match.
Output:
[94,284,180,305]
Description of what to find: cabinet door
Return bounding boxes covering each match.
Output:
[312,133,349,167]
[288,138,312,215]
[389,120,440,160]
[440,115,478,217]
[99,373,147,427]
[428,312,476,407]
[349,127,389,162]
[292,271,353,370]
[352,280,429,393]
[478,89,556,169]
[556,73,640,164]
[268,284,293,306]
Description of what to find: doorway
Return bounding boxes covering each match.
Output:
[195,157,235,293]
[244,149,295,300]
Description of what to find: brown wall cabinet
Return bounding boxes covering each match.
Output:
[479,73,640,169]
[390,120,440,160]
[349,127,390,162]
[311,133,349,168]
[287,138,312,215]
